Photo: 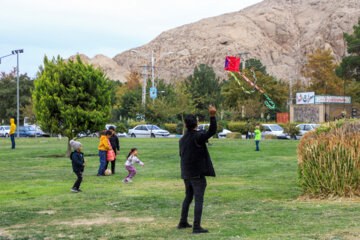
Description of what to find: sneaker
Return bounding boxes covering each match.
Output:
[71,188,79,193]
[193,227,209,234]
[127,178,133,183]
[122,179,128,183]
[97,174,104,177]
[77,189,82,192]
[177,222,192,229]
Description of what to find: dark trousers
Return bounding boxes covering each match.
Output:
[98,150,107,175]
[105,159,116,174]
[180,176,207,228]
[10,134,15,149]
[256,140,260,151]
[73,171,83,189]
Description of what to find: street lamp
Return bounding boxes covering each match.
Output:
[0,49,24,137]
[12,49,24,137]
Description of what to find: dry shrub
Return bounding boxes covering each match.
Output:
[226,132,243,139]
[265,134,278,140]
[297,121,360,198]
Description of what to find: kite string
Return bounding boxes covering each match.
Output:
[228,70,276,110]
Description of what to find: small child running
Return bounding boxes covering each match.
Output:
[69,140,86,193]
[122,148,145,183]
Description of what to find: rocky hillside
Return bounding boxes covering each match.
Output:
[73,0,360,82]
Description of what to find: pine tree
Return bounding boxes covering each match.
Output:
[33,55,112,156]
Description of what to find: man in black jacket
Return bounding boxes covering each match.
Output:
[178,106,217,234]
[105,126,120,174]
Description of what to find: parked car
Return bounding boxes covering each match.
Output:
[117,132,128,138]
[0,126,10,137]
[261,124,288,139]
[296,124,321,139]
[197,124,209,132]
[128,125,170,138]
[105,124,116,130]
[18,126,41,137]
[218,129,232,138]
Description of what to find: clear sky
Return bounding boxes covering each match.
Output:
[0,0,263,78]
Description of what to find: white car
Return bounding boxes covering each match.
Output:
[262,124,288,139]
[218,129,232,138]
[128,125,170,138]
[296,124,321,138]
[0,126,10,137]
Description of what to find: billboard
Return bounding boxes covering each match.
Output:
[314,95,351,104]
[296,92,315,105]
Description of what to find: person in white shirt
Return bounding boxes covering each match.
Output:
[122,148,145,183]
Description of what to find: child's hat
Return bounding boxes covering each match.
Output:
[70,140,82,150]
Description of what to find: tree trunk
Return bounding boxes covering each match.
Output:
[66,138,71,157]
[182,115,185,135]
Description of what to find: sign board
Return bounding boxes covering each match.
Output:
[296,92,315,104]
[314,95,351,104]
[150,87,157,99]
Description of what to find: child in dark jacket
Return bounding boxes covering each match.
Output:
[70,140,86,193]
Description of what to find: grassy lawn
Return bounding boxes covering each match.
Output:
[1,137,360,240]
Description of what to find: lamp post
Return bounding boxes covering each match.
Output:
[0,49,24,137]
[12,49,24,137]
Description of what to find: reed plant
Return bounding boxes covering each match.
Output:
[297,120,360,197]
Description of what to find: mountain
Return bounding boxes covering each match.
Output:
[72,0,360,82]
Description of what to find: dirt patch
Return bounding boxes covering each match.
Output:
[0,229,11,238]
[295,195,360,203]
[326,230,360,240]
[55,217,154,226]
[37,210,56,215]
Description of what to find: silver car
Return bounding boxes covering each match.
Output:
[128,125,170,138]
[296,124,321,139]
[0,126,10,137]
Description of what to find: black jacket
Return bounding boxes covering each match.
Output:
[109,134,119,154]
[179,117,217,179]
[70,151,85,173]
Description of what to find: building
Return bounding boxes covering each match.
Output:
[290,92,356,122]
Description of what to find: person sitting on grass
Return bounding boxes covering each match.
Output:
[122,148,145,183]
[97,130,112,176]
[254,125,261,151]
[70,140,86,193]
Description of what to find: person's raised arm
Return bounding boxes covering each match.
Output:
[196,106,217,144]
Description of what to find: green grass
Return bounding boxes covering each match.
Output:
[1,137,360,239]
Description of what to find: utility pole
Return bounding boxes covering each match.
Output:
[141,65,148,106]
[151,50,155,103]
[237,52,250,71]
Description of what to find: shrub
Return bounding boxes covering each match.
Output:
[115,122,127,133]
[297,121,360,198]
[129,121,146,129]
[282,122,300,139]
[164,123,177,133]
[226,132,243,139]
[265,134,277,139]
[176,122,184,135]
[228,122,247,134]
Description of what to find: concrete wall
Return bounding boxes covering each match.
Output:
[290,104,353,122]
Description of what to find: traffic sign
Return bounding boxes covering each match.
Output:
[150,87,157,99]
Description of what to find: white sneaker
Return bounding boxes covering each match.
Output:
[122,179,127,183]
[127,178,133,183]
